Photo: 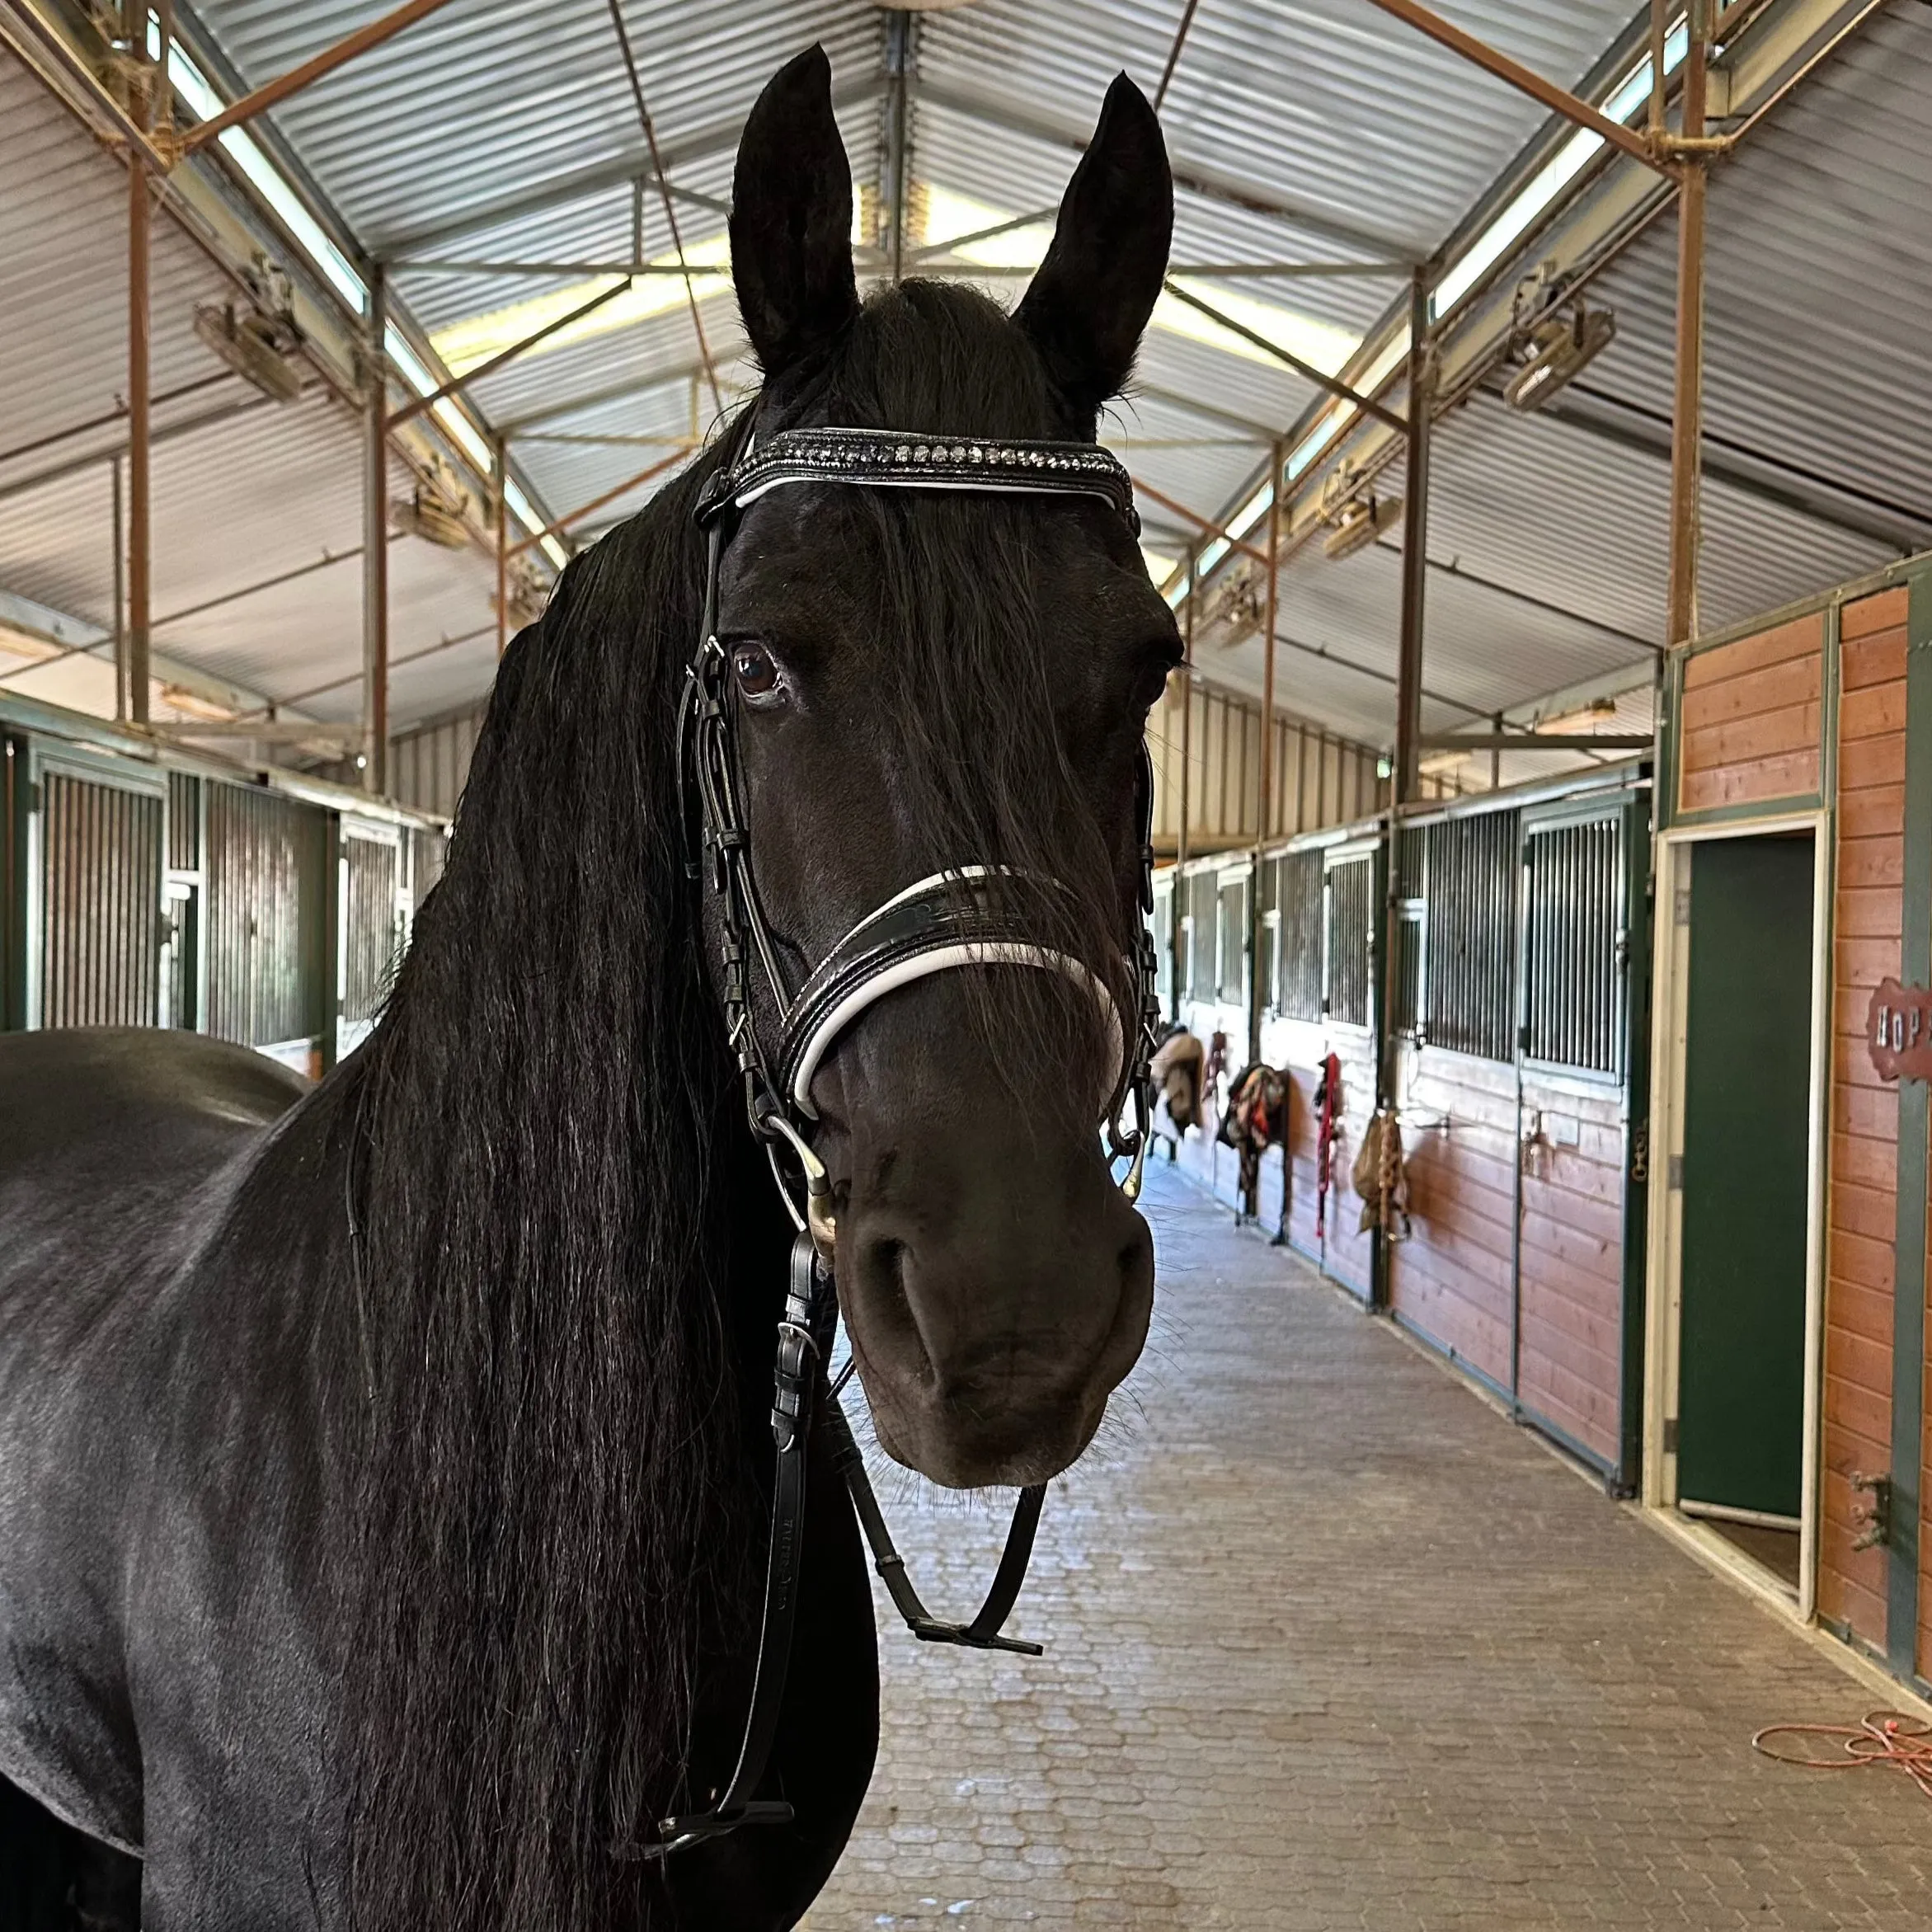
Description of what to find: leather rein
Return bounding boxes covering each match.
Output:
[629,422,1162,1859]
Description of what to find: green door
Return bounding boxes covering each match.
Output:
[1677,833,1814,1519]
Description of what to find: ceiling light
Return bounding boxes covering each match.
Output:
[1505,302,1617,411]
[1323,492,1403,562]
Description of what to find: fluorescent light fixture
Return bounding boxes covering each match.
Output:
[152,21,562,555]
[1433,21,1689,319]
[1286,332,1408,483]
[150,25,365,313]
[1228,480,1276,542]
[1196,535,1230,575]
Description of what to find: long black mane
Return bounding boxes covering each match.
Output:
[337,280,1129,1931]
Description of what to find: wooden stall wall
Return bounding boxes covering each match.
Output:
[1516,1074,1628,1468]
[1676,613,1823,817]
[1393,1050,1516,1391]
[1821,587,1906,1650]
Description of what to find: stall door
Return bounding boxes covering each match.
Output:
[1314,842,1380,1296]
[338,822,404,1061]
[1676,833,1813,1525]
[1515,797,1647,1483]
[31,755,167,1029]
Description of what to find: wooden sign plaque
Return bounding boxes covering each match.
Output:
[1867,977,1932,1083]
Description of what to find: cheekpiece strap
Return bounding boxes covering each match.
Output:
[695,426,1139,536]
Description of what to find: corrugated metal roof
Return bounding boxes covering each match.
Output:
[1578,1,1932,558]
[0,52,251,492]
[5,0,1930,773]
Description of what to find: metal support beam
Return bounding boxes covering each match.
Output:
[363,266,388,794]
[106,454,125,718]
[1418,732,1655,753]
[395,257,731,280]
[493,435,509,658]
[126,105,152,726]
[1666,1,1710,649]
[1358,0,1676,178]
[388,278,632,430]
[1131,477,1272,568]
[1394,270,1433,805]
[1249,450,1281,1063]
[881,11,917,283]
[181,0,463,154]
[506,445,693,558]
[1163,281,1408,433]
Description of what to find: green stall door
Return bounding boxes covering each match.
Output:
[1677,833,1815,1520]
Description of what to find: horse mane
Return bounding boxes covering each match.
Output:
[336,278,1128,1932]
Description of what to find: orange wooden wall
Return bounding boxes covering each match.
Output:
[1676,612,1823,816]
[1821,587,1907,1646]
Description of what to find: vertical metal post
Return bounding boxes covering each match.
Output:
[493,433,510,659]
[1648,0,1668,138]
[111,455,126,722]
[1394,268,1432,806]
[881,11,916,284]
[1250,449,1281,1065]
[363,266,389,793]
[1490,711,1502,792]
[1666,2,1709,651]
[1172,553,1195,1015]
[125,7,152,728]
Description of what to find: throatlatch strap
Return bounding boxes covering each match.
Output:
[825,1399,1046,1657]
[630,1233,830,1858]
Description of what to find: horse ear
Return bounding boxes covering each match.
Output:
[1014,74,1173,421]
[731,46,859,378]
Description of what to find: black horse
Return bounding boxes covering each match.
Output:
[0,46,1177,1931]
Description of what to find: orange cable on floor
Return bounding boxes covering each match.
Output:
[1751,1712,1932,1801]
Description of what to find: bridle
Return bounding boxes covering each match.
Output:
[632,421,1162,1858]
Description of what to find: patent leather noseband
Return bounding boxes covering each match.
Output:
[629,423,1160,1859]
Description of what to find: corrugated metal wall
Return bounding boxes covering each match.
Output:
[342,834,402,1026]
[205,782,330,1047]
[1147,674,1394,854]
[39,772,163,1027]
[388,705,487,820]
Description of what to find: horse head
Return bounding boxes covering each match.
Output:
[707,48,1178,1490]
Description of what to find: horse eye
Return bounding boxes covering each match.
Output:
[731,643,779,697]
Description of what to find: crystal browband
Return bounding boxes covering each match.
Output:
[697,425,1139,535]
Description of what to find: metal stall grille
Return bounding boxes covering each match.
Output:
[1182,868,1217,1002]
[38,770,163,1028]
[1150,877,1175,1018]
[1215,871,1250,1007]
[206,783,330,1050]
[1417,810,1519,1061]
[341,831,402,1037]
[167,773,200,872]
[1324,853,1374,1027]
[411,826,447,904]
[1524,816,1624,1077]
[1276,848,1324,1021]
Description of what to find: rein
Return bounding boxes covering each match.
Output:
[633,423,1162,1858]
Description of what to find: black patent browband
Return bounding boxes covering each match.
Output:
[696,425,1140,534]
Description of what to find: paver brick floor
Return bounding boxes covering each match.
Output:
[801,1161,1930,1930]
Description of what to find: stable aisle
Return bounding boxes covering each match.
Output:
[801,1161,1929,1930]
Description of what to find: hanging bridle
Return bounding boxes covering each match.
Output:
[629,422,1162,1859]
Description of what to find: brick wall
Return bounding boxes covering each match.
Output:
[1820,586,1907,1645]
